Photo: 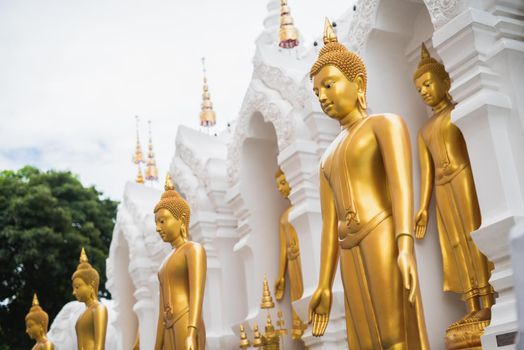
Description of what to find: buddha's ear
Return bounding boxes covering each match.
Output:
[444,76,451,91]
[355,74,367,110]
[180,215,188,238]
[354,74,365,93]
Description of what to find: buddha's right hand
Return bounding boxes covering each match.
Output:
[414,209,428,239]
[308,287,332,336]
[275,278,285,300]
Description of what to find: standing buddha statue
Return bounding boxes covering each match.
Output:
[413,43,494,345]
[273,168,305,339]
[307,19,429,349]
[154,174,207,350]
[25,294,54,350]
[71,248,108,350]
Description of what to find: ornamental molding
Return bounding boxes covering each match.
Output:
[172,161,199,212]
[175,139,211,189]
[345,0,380,54]
[423,0,464,29]
[227,86,295,185]
[252,56,308,110]
[345,0,460,53]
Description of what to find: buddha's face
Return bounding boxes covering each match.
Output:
[313,65,360,120]
[25,319,43,340]
[415,71,449,107]
[276,174,291,198]
[72,277,94,302]
[155,208,183,243]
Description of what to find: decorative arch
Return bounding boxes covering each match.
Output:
[344,0,461,54]
[227,84,295,185]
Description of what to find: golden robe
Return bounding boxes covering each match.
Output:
[419,110,491,297]
[321,116,428,349]
[158,242,206,350]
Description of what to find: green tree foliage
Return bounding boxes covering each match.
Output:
[0,166,118,349]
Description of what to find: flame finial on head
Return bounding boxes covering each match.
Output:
[164,173,175,191]
[32,293,39,306]
[79,247,88,263]
[323,17,338,45]
[420,43,431,61]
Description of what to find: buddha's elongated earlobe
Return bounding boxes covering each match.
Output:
[180,216,188,240]
[358,91,367,111]
[356,75,367,111]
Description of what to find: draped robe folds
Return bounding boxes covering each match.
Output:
[280,208,305,332]
[158,243,206,350]
[420,110,491,296]
[321,116,428,349]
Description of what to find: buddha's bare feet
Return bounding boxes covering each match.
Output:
[451,311,478,326]
[471,307,491,322]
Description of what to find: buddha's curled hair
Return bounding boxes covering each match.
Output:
[310,42,367,93]
[154,188,190,229]
[71,249,100,292]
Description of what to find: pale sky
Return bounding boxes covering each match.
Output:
[0,0,350,200]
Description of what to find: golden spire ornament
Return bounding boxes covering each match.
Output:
[135,164,144,184]
[132,116,144,164]
[260,275,275,309]
[278,0,299,49]
[144,120,159,182]
[252,323,263,348]
[199,57,217,129]
[239,324,251,349]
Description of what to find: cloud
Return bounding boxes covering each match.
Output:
[0,0,352,200]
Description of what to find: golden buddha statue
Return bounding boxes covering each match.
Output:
[307,19,429,349]
[71,248,108,350]
[261,315,280,350]
[273,168,305,340]
[154,174,207,350]
[25,294,54,350]
[413,43,494,342]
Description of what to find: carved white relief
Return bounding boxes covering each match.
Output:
[252,56,307,110]
[226,87,295,185]
[172,163,199,211]
[345,0,380,54]
[175,139,211,189]
[423,0,464,29]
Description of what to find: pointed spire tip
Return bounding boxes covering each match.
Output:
[79,247,88,263]
[323,17,338,44]
[32,293,39,306]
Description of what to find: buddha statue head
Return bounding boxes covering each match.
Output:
[71,248,100,303]
[25,294,49,341]
[413,43,452,109]
[154,173,191,246]
[311,18,367,121]
[275,168,291,199]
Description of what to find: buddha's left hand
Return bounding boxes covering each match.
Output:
[186,328,198,350]
[397,250,418,304]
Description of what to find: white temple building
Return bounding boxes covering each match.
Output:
[49,0,524,349]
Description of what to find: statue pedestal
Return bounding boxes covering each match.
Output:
[445,320,488,350]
